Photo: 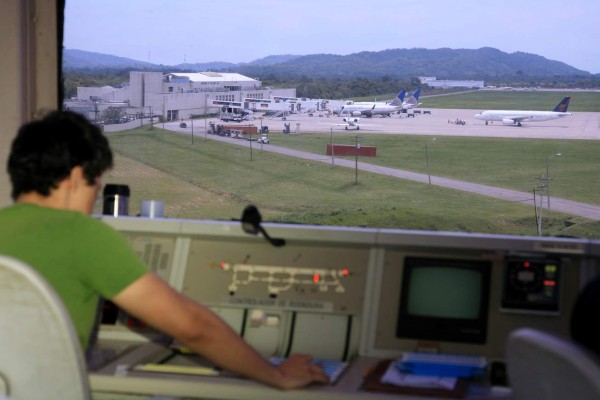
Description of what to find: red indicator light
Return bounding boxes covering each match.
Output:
[313,274,320,283]
[342,269,349,276]
[523,261,531,268]
[544,280,556,287]
[219,262,226,269]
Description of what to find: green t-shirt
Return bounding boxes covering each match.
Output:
[0,203,148,349]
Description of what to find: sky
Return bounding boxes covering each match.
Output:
[64,0,600,74]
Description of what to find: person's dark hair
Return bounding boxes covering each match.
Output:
[7,110,113,200]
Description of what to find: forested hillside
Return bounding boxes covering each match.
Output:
[62,47,600,99]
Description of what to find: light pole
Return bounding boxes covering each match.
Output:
[205,94,208,138]
[545,152,562,211]
[162,96,165,130]
[249,134,253,161]
[355,135,362,185]
[425,138,437,186]
[330,127,335,166]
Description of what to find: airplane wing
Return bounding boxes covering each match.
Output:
[359,104,377,117]
[334,123,360,130]
[336,117,361,130]
[503,115,534,123]
[319,116,381,130]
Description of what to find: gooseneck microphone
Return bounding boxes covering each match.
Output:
[240,205,286,247]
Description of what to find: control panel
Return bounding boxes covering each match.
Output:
[220,262,350,297]
[91,217,599,400]
[174,239,371,360]
[501,256,561,315]
[128,234,177,282]
[181,240,369,315]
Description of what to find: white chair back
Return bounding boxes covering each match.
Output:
[0,255,90,399]
[507,327,600,400]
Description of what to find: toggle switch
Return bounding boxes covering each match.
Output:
[249,309,266,327]
[265,315,280,327]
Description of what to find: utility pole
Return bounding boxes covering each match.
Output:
[533,188,540,236]
[533,184,546,236]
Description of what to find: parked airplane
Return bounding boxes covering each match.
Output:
[474,96,571,126]
[334,90,407,117]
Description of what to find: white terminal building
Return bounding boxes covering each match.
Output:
[65,71,296,122]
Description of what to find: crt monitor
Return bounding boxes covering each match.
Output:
[396,257,492,344]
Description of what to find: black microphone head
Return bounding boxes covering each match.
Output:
[241,204,261,235]
[241,205,286,247]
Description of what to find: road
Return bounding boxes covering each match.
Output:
[160,109,600,220]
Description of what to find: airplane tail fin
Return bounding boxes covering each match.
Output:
[389,90,406,106]
[412,88,421,101]
[552,96,571,112]
[399,89,406,102]
[404,88,421,106]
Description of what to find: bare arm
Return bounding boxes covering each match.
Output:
[111,272,329,390]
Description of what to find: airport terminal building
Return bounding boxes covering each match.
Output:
[66,71,296,122]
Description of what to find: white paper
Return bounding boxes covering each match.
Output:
[380,362,457,390]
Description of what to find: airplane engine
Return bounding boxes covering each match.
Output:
[351,111,362,117]
[502,118,516,125]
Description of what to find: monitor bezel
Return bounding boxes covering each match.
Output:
[396,257,492,344]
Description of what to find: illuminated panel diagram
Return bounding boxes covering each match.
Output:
[218,262,350,296]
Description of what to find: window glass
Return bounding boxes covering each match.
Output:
[63,1,600,238]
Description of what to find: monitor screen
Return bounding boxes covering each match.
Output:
[396,257,492,344]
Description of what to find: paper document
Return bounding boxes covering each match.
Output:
[381,362,457,390]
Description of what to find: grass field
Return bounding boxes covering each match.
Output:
[101,90,600,238]
[103,126,600,238]
[262,133,600,205]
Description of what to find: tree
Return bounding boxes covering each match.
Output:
[102,107,126,124]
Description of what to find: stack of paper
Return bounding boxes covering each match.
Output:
[396,352,487,378]
[381,364,458,390]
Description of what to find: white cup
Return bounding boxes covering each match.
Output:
[141,200,164,218]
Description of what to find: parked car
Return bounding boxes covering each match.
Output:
[179,122,187,128]
[230,129,243,138]
[258,133,270,144]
